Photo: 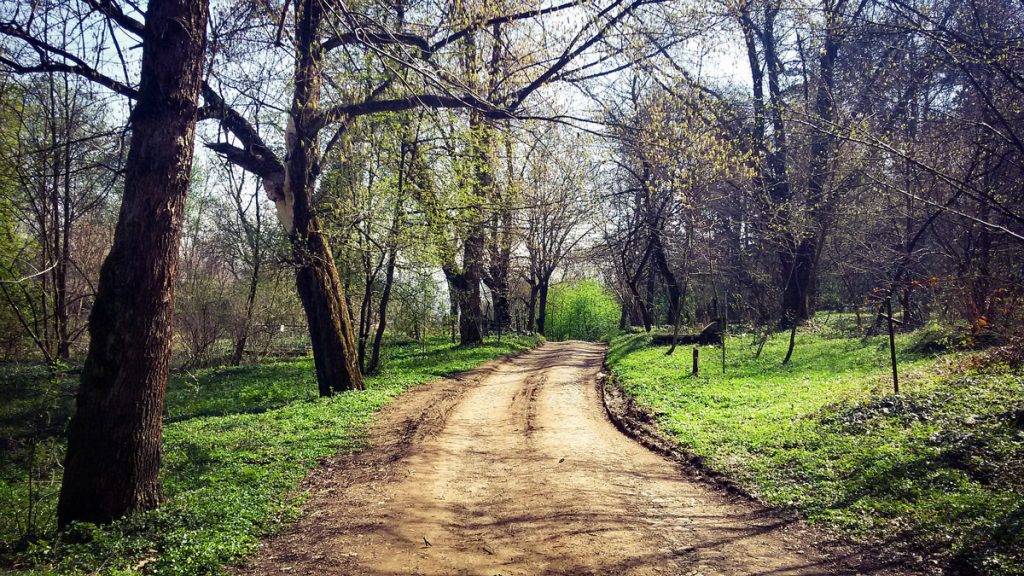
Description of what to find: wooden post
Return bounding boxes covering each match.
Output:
[887,295,899,395]
[692,347,699,377]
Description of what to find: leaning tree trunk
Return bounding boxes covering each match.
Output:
[281,0,364,395]
[57,0,208,527]
[292,223,363,395]
[651,231,682,327]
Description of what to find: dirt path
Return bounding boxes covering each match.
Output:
[241,341,884,576]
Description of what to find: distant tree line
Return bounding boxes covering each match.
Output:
[598,0,1023,349]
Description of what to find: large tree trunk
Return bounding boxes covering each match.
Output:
[57,0,208,527]
[536,280,550,336]
[457,233,484,344]
[780,236,816,326]
[293,222,363,395]
[443,240,484,346]
[527,283,539,335]
[282,0,364,394]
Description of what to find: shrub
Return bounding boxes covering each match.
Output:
[544,279,620,342]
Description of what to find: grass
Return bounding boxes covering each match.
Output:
[607,322,1024,575]
[0,334,537,575]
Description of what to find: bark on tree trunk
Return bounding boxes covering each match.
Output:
[357,257,374,372]
[57,0,208,527]
[56,137,72,361]
[536,280,550,336]
[651,232,681,327]
[284,0,364,394]
[367,246,396,375]
[780,236,816,326]
[452,232,485,345]
[293,220,364,395]
[527,283,538,335]
[644,265,656,331]
[446,276,459,343]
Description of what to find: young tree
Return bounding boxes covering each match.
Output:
[522,125,595,334]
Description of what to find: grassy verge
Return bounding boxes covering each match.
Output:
[1,335,537,575]
[607,325,1023,575]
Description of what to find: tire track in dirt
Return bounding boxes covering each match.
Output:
[238,341,904,576]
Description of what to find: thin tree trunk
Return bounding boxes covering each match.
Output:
[887,295,899,394]
[231,258,260,366]
[618,297,628,330]
[446,275,459,343]
[357,256,374,372]
[782,321,797,365]
[644,265,655,331]
[56,91,72,361]
[666,301,685,356]
[367,246,396,375]
[57,0,209,527]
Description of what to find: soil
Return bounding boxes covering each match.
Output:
[237,341,909,576]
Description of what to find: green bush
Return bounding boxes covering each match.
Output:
[545,279,620,342]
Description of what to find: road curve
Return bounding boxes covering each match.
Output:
[242,341,843,576]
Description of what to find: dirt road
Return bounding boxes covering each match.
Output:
[242,341,869,575]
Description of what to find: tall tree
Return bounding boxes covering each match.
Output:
[203,0,663,370]
[0,0,212,526]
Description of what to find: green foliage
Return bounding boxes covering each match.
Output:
[544,279,620,342]
[0,335,537,575]
[607,329,1024,574]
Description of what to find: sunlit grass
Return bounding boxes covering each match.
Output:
[1,335,537,575]
[608,327,1023,574]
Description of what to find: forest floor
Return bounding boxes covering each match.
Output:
[238,340,896,576]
